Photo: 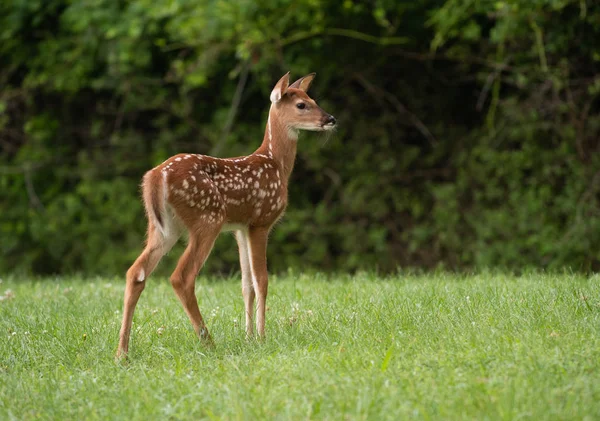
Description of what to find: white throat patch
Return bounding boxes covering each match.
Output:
[288,127,299,141]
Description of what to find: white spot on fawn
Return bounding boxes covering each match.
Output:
[182,179,189,189]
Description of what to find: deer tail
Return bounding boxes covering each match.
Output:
[142,169,168,238]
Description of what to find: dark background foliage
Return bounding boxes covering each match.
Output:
[1,0,599,275]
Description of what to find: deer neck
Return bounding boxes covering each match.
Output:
[256,107,298,181]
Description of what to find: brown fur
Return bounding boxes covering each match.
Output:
[117,73,336,358]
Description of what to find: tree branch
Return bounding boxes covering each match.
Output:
[281,28,409,47]
[211,60,250,157]
[354,72,437,146]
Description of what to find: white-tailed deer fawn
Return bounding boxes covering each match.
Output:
[117,72,336,357]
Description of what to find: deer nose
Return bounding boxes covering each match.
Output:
[325,115,337,125]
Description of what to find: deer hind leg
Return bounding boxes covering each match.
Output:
[117,222,179,358]
[248,227,270,338]
[169,224,222,345]
[236,230,254,337]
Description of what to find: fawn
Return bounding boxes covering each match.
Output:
[117,72,336,357]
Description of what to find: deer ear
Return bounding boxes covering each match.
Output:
[289,73,316,92]
[270,72,290,103]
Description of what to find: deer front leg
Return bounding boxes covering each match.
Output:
[248,226,270,338]
[236,230,255,337]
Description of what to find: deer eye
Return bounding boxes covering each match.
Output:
[296,102,306,110]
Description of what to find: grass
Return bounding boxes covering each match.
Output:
[0,271,599,420]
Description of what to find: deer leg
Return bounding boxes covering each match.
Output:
[169,226,220,344]
[236,230,254,337]
[248,227,270,338]
[117,223,179,358]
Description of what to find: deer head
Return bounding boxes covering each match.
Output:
[269,72,337,133]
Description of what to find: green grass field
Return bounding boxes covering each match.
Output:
[1,272,599,420]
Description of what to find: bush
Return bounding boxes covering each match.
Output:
[1,0,599,275]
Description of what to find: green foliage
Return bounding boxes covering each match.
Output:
[1,0,599,275]
[1,273,599,419]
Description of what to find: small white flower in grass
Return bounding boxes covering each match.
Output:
[466,296,470,303]
[0,290,14,301]
[209,306,220,318]
[157,326,165,336]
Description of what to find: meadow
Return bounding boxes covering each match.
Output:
[0,271,598,420]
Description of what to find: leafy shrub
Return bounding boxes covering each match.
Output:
[1,0,598,275]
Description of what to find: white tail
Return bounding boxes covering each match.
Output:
[117,72,336,358]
